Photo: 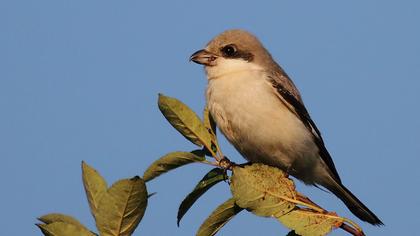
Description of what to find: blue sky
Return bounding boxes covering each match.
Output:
[1,1,419,235]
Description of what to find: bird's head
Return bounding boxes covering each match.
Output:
[190,29,275,79]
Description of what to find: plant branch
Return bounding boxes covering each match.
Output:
[340,223,365,236]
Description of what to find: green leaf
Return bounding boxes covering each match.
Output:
[203,106,219,155]
[143,150,205,182]
[38,213,86,230]
[196,198,243,236]
[278,209,344,236]
[37,222,96,236]
[230,164,297,217]
[203,106,217,138]
[95,176,148,236]
[177,168,225,226]
[158,94,213,153]
[82,161,107,221]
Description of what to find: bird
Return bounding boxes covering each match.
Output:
[190,29,382,225]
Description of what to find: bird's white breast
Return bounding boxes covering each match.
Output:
[205,60,320,179]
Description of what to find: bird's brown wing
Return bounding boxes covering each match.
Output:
[268,72,342,183]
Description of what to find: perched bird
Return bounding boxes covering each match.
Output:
[190,29,382,225]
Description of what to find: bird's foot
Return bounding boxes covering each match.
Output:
[219,156,235,170]
[218,156,236,183]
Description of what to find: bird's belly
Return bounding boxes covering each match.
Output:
[207,72,320,177]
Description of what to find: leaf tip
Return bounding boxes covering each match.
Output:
[158,93,166,102]
[81,161,89,171]
[148,192,157,198]
[131,175,141,181]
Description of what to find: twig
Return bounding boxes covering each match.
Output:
[340,223,365,236]
[200,160,222,167]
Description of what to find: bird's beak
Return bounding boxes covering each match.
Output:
[190,49,218,66]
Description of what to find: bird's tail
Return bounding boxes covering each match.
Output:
[325,178,383,226]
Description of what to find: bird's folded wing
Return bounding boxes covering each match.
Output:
[268,73,342,183]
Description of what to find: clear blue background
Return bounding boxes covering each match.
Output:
[1,1,419,235]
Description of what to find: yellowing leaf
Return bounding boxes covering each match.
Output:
[143,150,206,182]
[38,213,86,230]
[82,161,107,221]
[230,164,297,217]
[178,168,225,226]
[37,222,95,236]
[158,94,214,155]
[229,163,361,235]
[278,208,344,236]
[196,198,243,236]
[96,176,148,236]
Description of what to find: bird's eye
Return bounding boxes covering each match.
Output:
[221,45,237,57]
